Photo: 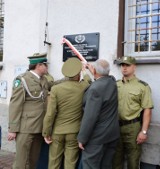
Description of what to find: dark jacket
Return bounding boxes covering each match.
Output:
[77,75,120,145]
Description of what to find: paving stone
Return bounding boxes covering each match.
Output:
[0,150,15,169]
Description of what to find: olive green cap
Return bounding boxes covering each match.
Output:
[62,57,82,77]
[119,56,136,65]
[28,53,48,64]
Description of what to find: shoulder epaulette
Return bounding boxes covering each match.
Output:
[138,80,148,86]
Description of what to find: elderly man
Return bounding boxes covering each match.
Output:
[78,59,120,169]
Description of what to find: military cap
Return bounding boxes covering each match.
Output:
[28,53,48,64]
[62,57,82,77]
[119,56,136,65]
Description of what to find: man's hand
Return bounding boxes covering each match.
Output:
[136,131,147,144]
[86,63,95,75]
[44,136,52,144]
[7,132,16,141]
[78,142,85,150]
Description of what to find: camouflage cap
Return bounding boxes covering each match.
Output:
[119,56,136,65]
[28,53,48,64]
[62,57,82,77]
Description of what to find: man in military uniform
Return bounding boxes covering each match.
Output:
[113,56,153,169]
[42,57,91,169]
[8,53,49,169]
[44,72,55,92]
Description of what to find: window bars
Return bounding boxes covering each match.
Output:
[127,0,160,52]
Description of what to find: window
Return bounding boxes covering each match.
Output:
[0,0,4,62]
[123,0,160,61]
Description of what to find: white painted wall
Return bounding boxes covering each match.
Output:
[1,0,120,103]
[2,0,41,104]
[0,1,160,163]
[39,0,120,80]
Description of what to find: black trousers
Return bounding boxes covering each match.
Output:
[81,140,118,169]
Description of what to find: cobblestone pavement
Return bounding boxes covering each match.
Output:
[0,150,15,169]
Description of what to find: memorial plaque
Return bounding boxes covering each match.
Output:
[63,32,100,62]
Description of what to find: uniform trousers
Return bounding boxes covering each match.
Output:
[36,141,49,169]
[48,133,79,169]
[81,140,118,169]
[13,133,43,169]
[113,122,141,169]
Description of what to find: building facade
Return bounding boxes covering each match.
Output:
[0,0,160,167]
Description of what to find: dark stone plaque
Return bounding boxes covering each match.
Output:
[63,32,100,62]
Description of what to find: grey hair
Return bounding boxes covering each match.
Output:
[93,59,110,75]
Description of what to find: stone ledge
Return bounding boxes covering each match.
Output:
[145,123,160,145]
[141,143,160,165]
[141,123,160,165]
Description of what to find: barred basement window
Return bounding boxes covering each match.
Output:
[0,0,4,62]
[124,0,160,58]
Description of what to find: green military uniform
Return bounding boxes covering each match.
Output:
[44,72,54,91]
[8,53,49,169]
[113,56,153,169]
[117,77,153,121]
[42,58,91,169]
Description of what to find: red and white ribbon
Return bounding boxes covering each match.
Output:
[62,38,87,64]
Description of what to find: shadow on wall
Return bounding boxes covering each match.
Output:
[0,126,1,149]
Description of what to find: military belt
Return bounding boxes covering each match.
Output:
[119,117,141,127]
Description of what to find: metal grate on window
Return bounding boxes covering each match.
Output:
[127,0,160,52]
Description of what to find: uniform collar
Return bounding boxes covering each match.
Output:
[122,75,137,83]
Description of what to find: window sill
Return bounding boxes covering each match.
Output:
[114,56,160,65]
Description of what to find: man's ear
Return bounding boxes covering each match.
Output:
[93,68,96,76]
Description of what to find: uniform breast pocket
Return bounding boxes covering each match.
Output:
[128,90,140,102]
[29,85,42,97]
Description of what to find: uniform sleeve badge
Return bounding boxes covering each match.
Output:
[13,79,21,88]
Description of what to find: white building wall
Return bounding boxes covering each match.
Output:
[0,0,42,152]
[0,0,160,165]
[39,0,120,80]
[2,0,41,104]
[2,0,120,102]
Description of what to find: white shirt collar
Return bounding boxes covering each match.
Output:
[95,76,104,80]
[30,70,40,79]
